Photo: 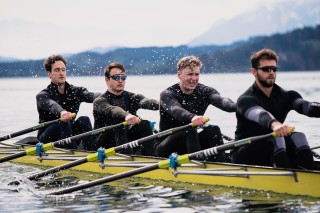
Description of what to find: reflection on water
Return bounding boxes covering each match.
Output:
[0,163,319,212]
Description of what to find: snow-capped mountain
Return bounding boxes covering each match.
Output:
[189,0,320,46]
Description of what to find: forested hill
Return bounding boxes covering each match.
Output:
[0,25,319,77]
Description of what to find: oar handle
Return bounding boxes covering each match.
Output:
[59,113,76,122]
[190,117,210,128]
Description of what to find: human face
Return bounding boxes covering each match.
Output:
[47,61,66,85]
[252,59,277,88]
[178,66,200,94]
[106,67,126,95]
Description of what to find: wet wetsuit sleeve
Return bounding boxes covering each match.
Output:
[36,91,64,116]
[93,96,129,120]
[160,90,195,122]
[292,96,320,117]
[237,96,276,129]
[135,94,159,110]
[206,87,236,112]
[78,87,102,103]
[307,102,320,117]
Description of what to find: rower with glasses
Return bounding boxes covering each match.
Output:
[232,48,320,170]
[90,62,159,155]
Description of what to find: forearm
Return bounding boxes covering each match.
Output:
[79,87,102,103]
[160,98,194,122]
[293,98,320,117]
[211,95,236,112]
[94,102,128,120]
[36,94,64,116]
[139,98,159,110]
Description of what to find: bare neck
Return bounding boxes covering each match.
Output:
[57,83,65,94]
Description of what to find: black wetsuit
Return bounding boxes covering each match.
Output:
[232,82,320,169]
[36,81,101,149]
[155,83,236,161]
[92,90,159,154]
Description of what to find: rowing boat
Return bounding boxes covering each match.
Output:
[0,144,319,197]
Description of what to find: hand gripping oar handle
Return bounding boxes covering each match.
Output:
[28,122,197,180]
[0,113,76,142]
[0,121,127,164]
[49,130,276,195]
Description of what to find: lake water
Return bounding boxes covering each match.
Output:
[0,72,319,212]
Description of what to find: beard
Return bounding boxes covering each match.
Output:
[257,73,275,88]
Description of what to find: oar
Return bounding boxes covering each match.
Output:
[0,122,128,164]
[14,136,39,145]
[222,134,233,141]
[311,145,320,159]
[49,132,277,195]
[27,122,197,180]
[0,114,76,143]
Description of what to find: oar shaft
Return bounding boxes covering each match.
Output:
[28,123,194,180]
[188,133,275,160]
[0,120,58,142]
[114,123,193,152]
[0,151,26,163]
[49,131,277,195]
[0,122,126,164]
[0,114,76,142]
[52,122,126,148]
[50,163,159,195]
[28,158,88,180]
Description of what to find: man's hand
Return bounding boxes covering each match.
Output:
[60,111,74,122]
[271,121,295,137]
[191,116,209,127]
[125,114,141,125]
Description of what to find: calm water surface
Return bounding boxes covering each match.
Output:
[0,72,319,212]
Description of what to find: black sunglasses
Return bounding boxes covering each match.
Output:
[109,74,127,81]
[257,66,279,72]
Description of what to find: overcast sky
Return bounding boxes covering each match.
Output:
[0,0,283,60]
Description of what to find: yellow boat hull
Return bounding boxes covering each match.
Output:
[1,149,319,197]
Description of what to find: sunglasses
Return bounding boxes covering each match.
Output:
[109,74,127,81]
[257,66,279,72]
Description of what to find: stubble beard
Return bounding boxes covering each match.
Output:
[257,74,275,88]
